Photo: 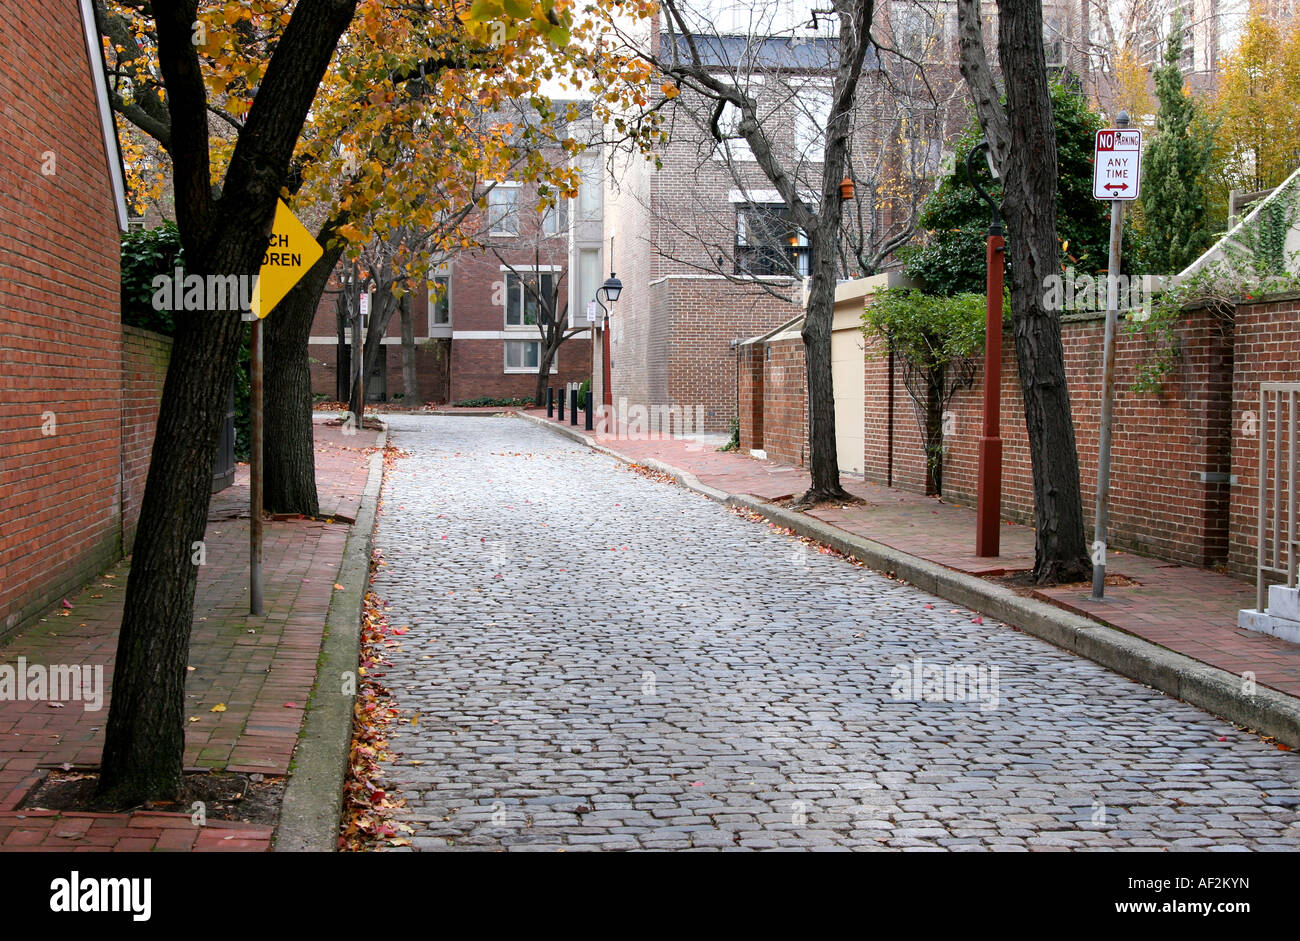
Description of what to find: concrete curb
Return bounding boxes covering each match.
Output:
[275,425,388,852]
[517,412,1300,748]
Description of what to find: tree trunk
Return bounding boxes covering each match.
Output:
[99,312,246,803]
[792,0,871,506]
[801,232,846,501]
[263,240,343,515]
[535,325,564,407]
[399,293,419,402]
[97,0,358,804]
[956,0,1091,584]
[998,0,1090,583]
[926,365,943,495]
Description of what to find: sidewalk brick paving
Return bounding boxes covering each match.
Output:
[0,420,378,850]
[527,409,1300,701]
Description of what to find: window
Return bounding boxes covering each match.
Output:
[504,340,558,373]
[893,5,945,61]
[430,275,450,325]
[578,167,602,220]
[1043,13,1066,67]
[487,185,518,235]
[505,271,557,327]
[578,248,602,322]
[795,86,833,159]
[504,340,541,371]
[735,204,809,277]
[542,201,568,237]
[715,101,755,161]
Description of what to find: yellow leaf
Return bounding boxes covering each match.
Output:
[210,703,227,713]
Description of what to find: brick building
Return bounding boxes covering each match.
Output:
[595,1,1089,434]
[0,0,153,640]
[307,118,602,406]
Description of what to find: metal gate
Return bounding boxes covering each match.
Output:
[212,382,236,493]
[1255,383,1300,611]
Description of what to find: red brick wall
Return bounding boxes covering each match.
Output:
[761,338,808,467]
[937,307,1235,567]
[449,337,592,403]
[0,0,126,637]
[662,279,796,432]
[121,328,171,552]
[745,301,1242,570]
[1229,294,1300,578]
[862,333,933,495]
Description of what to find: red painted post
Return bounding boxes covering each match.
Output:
[975,231,1004,557]
[602,314,613,409]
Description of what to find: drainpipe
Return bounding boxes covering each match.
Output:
[887,337,895,488]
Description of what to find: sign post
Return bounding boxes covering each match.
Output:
[358,289,370,416]
[1091,113,1140,600]
[247,200,324,615]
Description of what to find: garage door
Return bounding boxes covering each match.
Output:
[831,322,865,475]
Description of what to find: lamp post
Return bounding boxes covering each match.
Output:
[967,138,1004,558]
[593,237,623,411]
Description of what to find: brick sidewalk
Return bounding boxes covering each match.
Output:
[0,420,378,851]
[525,409,1300,700]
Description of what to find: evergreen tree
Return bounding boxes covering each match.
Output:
[902,82,1112,296]
[1140,18,1215,274]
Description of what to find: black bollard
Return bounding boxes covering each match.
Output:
[557,388,564,422]
[584,391,593,431]
[546,386,554,417]
[570,388,579,426]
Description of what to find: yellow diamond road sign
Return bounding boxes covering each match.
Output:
[250,199,323,319]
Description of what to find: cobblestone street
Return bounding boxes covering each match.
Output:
[371,415,1300,851]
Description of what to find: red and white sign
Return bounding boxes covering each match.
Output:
[1093,128,1142,200]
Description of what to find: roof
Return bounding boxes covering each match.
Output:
[660,32,879,72]
[1179,165,1300,279]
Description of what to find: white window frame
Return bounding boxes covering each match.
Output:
[429,273,451,327]
[713,100,756,162]
[503,268,559,330]
[542,200,568,238]
[503,339,558,374]
[487,182,522,236]
[794,82,833,161]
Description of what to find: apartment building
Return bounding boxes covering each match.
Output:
[308,112,603,405]
[595,1,1087,433]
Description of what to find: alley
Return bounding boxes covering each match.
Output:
[371,415,1300,851]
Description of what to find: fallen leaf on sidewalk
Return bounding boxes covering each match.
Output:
[334,583,346,590]
[211,703,227,713]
